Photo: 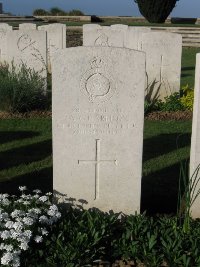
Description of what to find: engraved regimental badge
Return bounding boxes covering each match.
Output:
[80,57,116,104]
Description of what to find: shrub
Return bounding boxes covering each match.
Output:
[0,63,48,113]
[180,84,194,111]
[160,92,185,112]
[50,7,66,16]
[68,9,85,16]
[33,9,49,16]
[134,0,180,23]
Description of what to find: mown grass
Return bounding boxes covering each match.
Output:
[8,20,200,27]
[0,118,192,215]
[181,47,200,88]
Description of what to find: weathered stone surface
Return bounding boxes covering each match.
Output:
[38,23,66,72]
[124,26,151,50]
[140,32,182,100]
[0,23,12,62]
[19,23,37,30]
[83,24,127,47]
[52,46,145,214]
[190,53,200,218]
[6,30,47,86]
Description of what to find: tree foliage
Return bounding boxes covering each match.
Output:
[134,0,180,23]
[33,9,49,16]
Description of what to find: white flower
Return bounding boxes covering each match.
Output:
[39,215,49,224]
[34,235,43,243]
[40,227,48,236]
[29,208,41,215]
[22,217,34,226]
[11,210,25,218]
[0,211,9,221]
[10,229,21,238]
[39,196,48,202]
[0,193,9,199]
[1,251,13,265]
[1,230,11,240]
[3,244,14,252]
[19,186,27,191]
[23,230,32,238]
[0,198,10,205]
[19,242,29,251]
[5,221,14,229]
[33,194,40,199]
[13,222,23,231]
[46,192,52,196]
[33,189,42,194]
[22,200,30,205]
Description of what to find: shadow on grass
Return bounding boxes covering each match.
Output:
[181,66,195,71]
[181,66,195,78]
[0,131,40,145]
[143,133,191,162]
[141,160,189,215]
[0,167,53,195]
[0,139,52,170]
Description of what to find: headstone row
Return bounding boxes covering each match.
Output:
[0,23,67,88]
[83,24,182,101]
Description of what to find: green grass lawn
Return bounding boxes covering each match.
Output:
[181,47,200,88]
[0,118,192,215]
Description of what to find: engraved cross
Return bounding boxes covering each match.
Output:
[78,139,117,200]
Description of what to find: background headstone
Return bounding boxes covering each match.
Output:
[124,27,151,50]
[6,30,47,89]
[52,46,145,214]
[190,53,200,218]
[38,23,66,72]
[140,32,182,100]
[0,23,12,63]
[83,24,127,48]
[19,23,37,30]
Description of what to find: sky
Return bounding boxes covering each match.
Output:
[1,0,200,18]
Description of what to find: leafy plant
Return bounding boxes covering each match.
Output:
[134,0,180,23]
[0,62,49,113]
[160,92,185,112]
[177,162,200,233]
[144,80,162,114]
[180,84,194,111]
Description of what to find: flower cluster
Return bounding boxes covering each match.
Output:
[0,187,61,267]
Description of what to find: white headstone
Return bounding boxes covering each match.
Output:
[140,32,182,100]
[0,23,12,62]
[38,23,66,72]
[190,53,200,218]
[124,27,151,50]
[6,30,47,88]
[83,24,127,48]
[52,47,145,214]
[19,23,37,30]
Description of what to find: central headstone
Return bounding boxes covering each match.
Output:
[52,47,145,214]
